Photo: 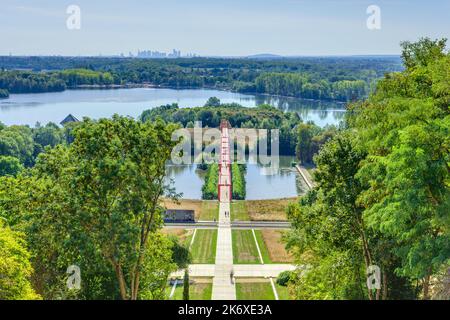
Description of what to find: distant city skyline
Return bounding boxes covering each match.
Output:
[1,0,449,56]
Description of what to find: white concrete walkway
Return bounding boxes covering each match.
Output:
[172,264,296,278]
[212,190,236,299]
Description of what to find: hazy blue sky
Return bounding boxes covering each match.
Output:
[1,0,449,56]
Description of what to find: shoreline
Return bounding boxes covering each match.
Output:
[3,83,350,105]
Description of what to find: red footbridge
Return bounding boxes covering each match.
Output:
[218,120,232,203]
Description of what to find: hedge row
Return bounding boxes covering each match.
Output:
[201,163,218,200]
[232,163,246,200]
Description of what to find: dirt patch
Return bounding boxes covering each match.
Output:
[261,230,293,263]
[191,277,213,284]
[162,228,193,244]
[246,198,296,221]
[235,278,270,283]
[162,198,203,220]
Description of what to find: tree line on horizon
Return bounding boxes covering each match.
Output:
[0,55,402,101]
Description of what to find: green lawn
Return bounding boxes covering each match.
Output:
[231,201,250,221]
[166,279,213,300]
[232,230,261,264]
[235,281,275,300]
[199,201,219,221]
[254,230,272,264]
[275,284,291,300]
[190,229,217,264]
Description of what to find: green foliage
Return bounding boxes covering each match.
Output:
[202,164,219,200]
[57,69,114,87]
[0,156,23,177]
[276,271,293,287]
[0,116,179,300]
[0,221,41,300]
[0,55,402,100]
[138,232,177,300]
[183,269,190,300]
[288,38,449,300]
[204,96,221,107]
[401,37,447,70]
[255,72,367,101]
[347,39,450,298]
[0,69,114,94]
[296,123,336,164]
[141,103,301,155]
[0,125,34,166]
[232,163,246,200]
[0,70,66,93]
[169,236,192,270]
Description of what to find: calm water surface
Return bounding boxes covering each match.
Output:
[1,88,333,199]
[0,88,345,127]
[165,156,307,200]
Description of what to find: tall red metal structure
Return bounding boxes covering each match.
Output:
[218,120,232,202]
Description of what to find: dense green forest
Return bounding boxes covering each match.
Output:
[0,55,402,101]
[0,69,115,94]
[286,38,450,300]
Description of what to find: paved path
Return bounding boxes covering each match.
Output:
[171,264,296,278]
[164,221,291,229]
[211,123,236,300]
[296,165,315,189]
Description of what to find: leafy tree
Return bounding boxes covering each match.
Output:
[0,221,41,300]
[0,156,23,176]
[138,233,177,300]
[169,236,192,270]
[204,96,221,107]
[349,38,450,299]
[24,116,179,300]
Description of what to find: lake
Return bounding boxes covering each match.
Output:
[165,156,307,200]
[1,88,336,199]
[0,87,345,127]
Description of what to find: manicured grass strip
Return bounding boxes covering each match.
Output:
[232,230,260,264]
[252,229,264,264]
[190,229,217,264]
[275,284,291,300]
[200,201,219,221]
[231,201,250,221]
[191,281,213,300]
[235,281,275,300]
[166,279,213,300]
[254,230,272,264]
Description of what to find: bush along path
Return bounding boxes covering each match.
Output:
[202,164,219,200]
[231,163,246,200]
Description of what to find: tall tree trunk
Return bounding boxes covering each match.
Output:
[382,272,388,300]
[422,271,432,300]
[113,262,128,300]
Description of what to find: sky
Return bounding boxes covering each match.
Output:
[0,0,449,56]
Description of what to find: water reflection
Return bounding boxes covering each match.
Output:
[165,156,307,200]
[1,88,345,127]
